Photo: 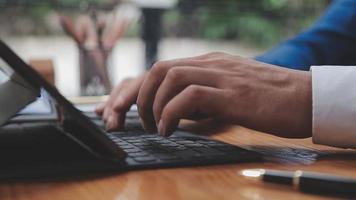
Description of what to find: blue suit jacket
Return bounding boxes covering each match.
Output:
[256,0,356,70]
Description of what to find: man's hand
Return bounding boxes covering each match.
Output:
[95,74,145,131]
[136,52,312,138]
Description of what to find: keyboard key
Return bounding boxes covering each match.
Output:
[125,139,143,142]
[163,146,187,152]
[140,146,157,150]
[125,125,144,131]
[160,143,180,147]
[155,140,172,144]
[132,142,151,147]
[126,130,147,135]
[111,138,127,142]
[144,148,167,154]
[145,137,161,141]
[176,140,195,144]
[167,138,184,142]
[124,148,142,153]
[140,135,158,139]
[174,146,187,150]
[139,146,163,152]
[152,153,179,161]
[192,147,224,156]
[121,136,136,140]
[128,152,148,157]
[184,143,204,147]
[133,156,156,163]
[196,140,219,145]
[116,141,130,146]
[173,149,201,158]
[120,144,136,149]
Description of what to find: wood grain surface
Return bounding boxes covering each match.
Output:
[0,123,355,200]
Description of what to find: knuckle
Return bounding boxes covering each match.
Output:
[151,61,168,76]
[161,104,173,120]
[206,51,225,57]
[113,101,126,112]
[213,58,229,64]
[165,68,183,83]
[185,85,204,100]
[217,77,229,88]
[121,77,134,84]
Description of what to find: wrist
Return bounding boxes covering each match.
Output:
[293,70,313,137]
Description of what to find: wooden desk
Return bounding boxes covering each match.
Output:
[0,124,355,200]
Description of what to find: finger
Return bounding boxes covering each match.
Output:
[102,84,124,122]
[95,102,106,116]
[153,67,224,124]
[137,58,204,132]
[113,77,142,113]
[102,105,112,123]
[105,111,126,132]
[192,52,231,60]
[159,85,228,136]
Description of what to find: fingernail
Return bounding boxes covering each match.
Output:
[158,119,165,136]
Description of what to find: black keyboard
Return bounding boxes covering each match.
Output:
[0,110,260,179]
[107,133,260,166]
[88,110,262,168]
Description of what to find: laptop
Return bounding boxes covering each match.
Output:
[0,40,262,180]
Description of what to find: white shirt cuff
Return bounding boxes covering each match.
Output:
[311,65,356,148]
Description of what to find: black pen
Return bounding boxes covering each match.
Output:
[241,169,356,197]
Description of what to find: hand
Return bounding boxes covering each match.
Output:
[95,74,145,131]
[137,52,312,138]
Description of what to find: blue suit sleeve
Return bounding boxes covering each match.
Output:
[255,0,356,70]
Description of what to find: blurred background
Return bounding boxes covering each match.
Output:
[0,0,330,97]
